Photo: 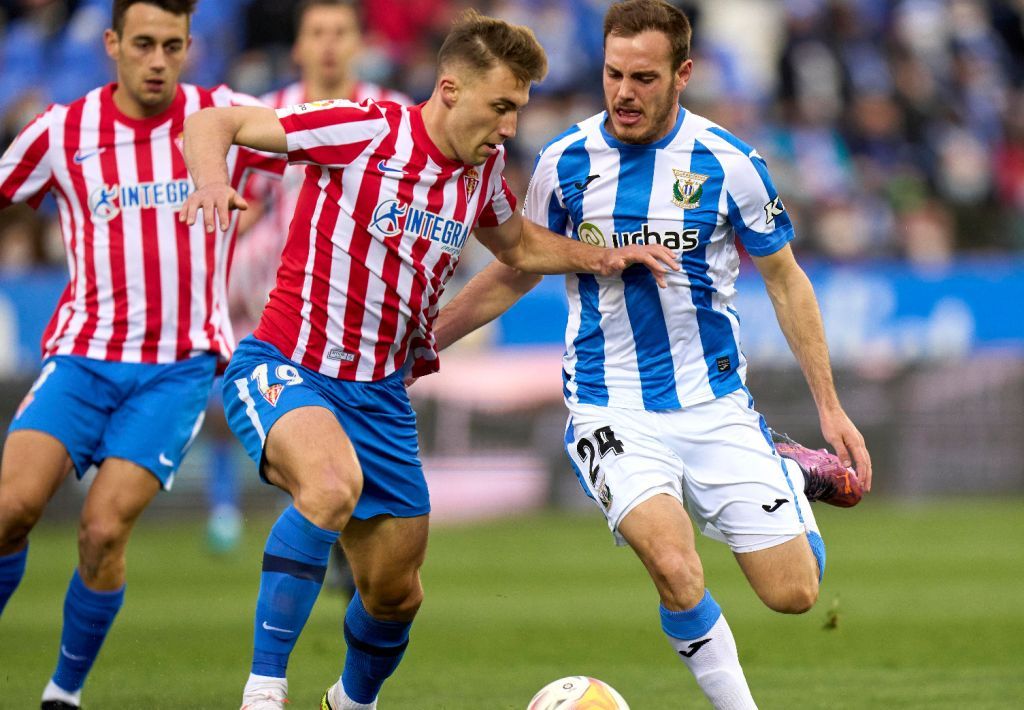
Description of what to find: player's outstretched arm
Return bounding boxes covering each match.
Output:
[434,260,543,353]
[753,244,873,491]
[179,106,286,233]
[475,214,680,287]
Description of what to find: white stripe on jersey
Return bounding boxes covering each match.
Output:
[526,108,794,411]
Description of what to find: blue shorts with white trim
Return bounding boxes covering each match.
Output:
[223,336,428,520]
[9,354,216,489]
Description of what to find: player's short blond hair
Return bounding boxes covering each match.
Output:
[437,9,548,86]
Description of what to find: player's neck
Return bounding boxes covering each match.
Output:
[111,85,177,120]
[305,76,355,103]
[418,96,459,163]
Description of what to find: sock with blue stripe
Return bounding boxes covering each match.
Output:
[661,590,757,710]
[340,590,413,704]
[0,545,28,615]
[252,505,339,677]
[51,570,125,694]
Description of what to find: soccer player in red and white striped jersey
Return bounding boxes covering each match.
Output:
[0,3,284,708]
[181,10,677,709]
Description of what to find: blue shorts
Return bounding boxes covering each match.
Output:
[9,354,217,489]
[223,336,428,520]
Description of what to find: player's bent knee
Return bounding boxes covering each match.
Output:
[647,550,705,610]
[762,578,818,614]
[362,577,424,620]
[0,499,43,547]
[77,517,131,560]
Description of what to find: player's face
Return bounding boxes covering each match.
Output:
[104,3,191,117]
[293,5,361,88]
[603,30,691,145]
[443,63,530,166]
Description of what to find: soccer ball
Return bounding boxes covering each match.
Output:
[528,676,630,709]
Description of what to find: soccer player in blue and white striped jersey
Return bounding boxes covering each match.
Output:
[435,1,872,707]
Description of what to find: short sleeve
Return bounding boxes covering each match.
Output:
[276,99,387,168]
[476,174,518,228]
[523,148,570,236]
[718,138,794,257]
[0,107,55,209]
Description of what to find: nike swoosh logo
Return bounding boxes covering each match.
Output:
[73,148,105,164]
[262,620,295,634]
[61,644,89,661]
[762,498,789,513]
[573,174,599,191]
[678,639,711,658]
[158,453,174,467]
[377,159,403,174]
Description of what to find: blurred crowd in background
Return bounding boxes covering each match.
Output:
[2,0,1024,274]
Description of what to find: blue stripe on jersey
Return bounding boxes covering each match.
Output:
[685,141,742,397]
[573,274,608,405]
[615,148,680,410]
[557,138,608,405]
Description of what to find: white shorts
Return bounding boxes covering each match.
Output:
[563,390,810,553]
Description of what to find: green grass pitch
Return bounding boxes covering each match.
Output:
[2,499,1022,708]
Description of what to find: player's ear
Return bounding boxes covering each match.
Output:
[438,74,460,109]
[103,28,120,61]
[675,59,693,93]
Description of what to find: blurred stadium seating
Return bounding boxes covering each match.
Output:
[1,0,1022,518]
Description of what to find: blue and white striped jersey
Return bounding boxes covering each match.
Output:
[525,108,794,411]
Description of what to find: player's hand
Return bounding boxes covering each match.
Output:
[819,407,872,492]
[179,183,249,233]
[599,244,680,287]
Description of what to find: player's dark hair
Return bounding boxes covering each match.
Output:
[111,0,197,35]
[438,9,548,86]
[295,0,360,33]
[604,0,692,69]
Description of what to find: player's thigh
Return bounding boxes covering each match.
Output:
[341,514,429,618]
[80,457,162,540]
[222,337,362,497]
[618,493,705,609]
[672,390,806,553]
[564,406,685,544]
[262,404,362,502]
[0,430,74,543]
[103,355,217,488]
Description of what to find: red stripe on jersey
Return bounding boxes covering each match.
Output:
[371,114,429,379]
[254,166,323,352]
[299,171,345,370]
[170,99,194,359]
[64,99,100,358]
[333,155,400,376]
[197,88,219,353]
[131,125,162,362]
[99,103,129,360]
[0,128,51,208]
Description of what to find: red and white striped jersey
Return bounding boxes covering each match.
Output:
[0,83,285,364]
[232,82,411,331]
[253,98,516,381]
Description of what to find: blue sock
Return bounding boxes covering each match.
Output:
[341,590,413,703]
[52,570,125,692]
[252,505,338,677]
[207,440,239,510]
[0,545,28,615]
[807,530,826,582]
[660,589,722,640]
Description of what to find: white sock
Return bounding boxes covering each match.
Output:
[242,673,287,701]
[42,679,82,706]
[665,613,758,709]
[329,680,377,709]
